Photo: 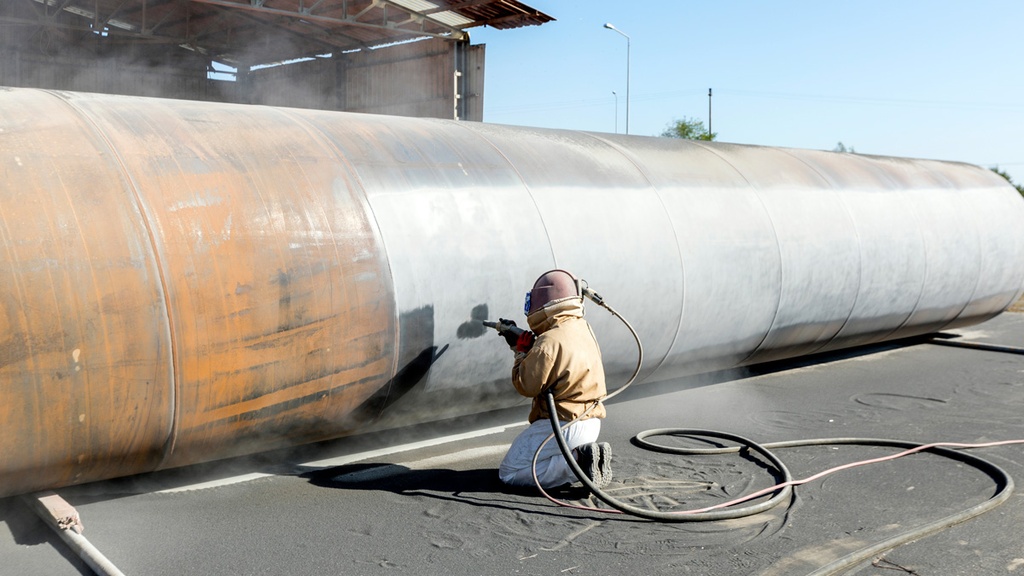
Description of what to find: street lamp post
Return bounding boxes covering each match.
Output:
[708,88,712,136]
[603,22,630,135]
[612,91,618,133]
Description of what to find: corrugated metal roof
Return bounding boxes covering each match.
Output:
[0,0,554,65]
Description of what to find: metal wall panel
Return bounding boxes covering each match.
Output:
[250,57,340,110]
[1,38,480,121]
[342,39,462,119]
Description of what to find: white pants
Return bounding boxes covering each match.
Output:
[499,417,601,488]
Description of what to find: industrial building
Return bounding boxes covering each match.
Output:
[0,0,553,119]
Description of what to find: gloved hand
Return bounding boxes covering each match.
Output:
[498,319,520,347]
[497,318,535,353]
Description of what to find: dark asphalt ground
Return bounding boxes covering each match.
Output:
[3,312,1024,576]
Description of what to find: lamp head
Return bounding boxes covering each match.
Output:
[603,23,629,39]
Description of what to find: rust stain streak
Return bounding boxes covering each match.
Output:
[190,358,392,430]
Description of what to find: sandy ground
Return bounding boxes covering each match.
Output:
[2,312,1024,575]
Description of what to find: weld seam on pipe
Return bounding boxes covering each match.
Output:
[54,91,180,467]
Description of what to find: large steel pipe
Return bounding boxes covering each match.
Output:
[1,87,1023,497]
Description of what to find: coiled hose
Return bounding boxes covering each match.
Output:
[533,291,1020,574]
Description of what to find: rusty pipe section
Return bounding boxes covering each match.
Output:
[1,87,1023,497]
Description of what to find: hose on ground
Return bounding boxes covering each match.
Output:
[531,289,1020,575]
[544,394,1020,575]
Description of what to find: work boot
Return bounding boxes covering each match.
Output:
[575,443,611,488]
[597,442,613,485]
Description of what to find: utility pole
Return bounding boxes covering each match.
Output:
[708,88,712,136]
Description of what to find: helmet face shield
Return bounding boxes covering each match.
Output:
[526,269,580,315]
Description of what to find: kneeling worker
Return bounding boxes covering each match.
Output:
[497,269,612,489]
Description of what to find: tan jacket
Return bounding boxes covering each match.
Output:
[512,297,607,423]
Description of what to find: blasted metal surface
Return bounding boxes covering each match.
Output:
[1,87,1023,498]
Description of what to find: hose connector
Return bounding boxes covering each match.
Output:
[582,287,605,306]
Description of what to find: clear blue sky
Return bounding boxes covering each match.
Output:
[469,1,1024,184]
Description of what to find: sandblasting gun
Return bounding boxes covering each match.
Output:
[483,318,535,353]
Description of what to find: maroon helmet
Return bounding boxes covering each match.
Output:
[525,269,581,315]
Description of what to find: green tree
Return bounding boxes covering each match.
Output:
[833,141,856,153]
[991,167,1024,197]
[660,117,716,141]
